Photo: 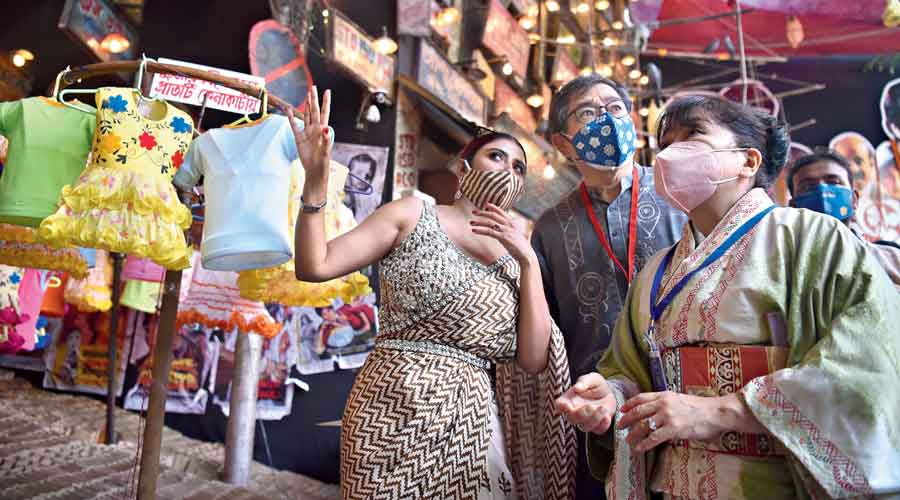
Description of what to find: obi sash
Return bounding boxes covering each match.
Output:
[662,344,788,457]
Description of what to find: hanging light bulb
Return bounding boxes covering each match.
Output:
[528,5,540,16]
[543,164,556,179]
[628,69,642,79]
[11,53,26,68]
[602,36,615,47]
[439,6,460,24]
[639,107,650,117]
[621,55,636,67]
[545,1,560,12]
[501,61,513,75]
[639,75,650,85]
[100,33,130,53]
[612,20,624,30]
[322,9,329,18]
[576,2,591,14]
[595,0,610,10]
[365,103,381,124]
[580,66,594,76]
[599,65,613,78]
[519,17,535,30]
[636,138,646,148]
[14,49,34,62]
[373,26,398,55]
[527,93,544,108]
[557,34,576,44]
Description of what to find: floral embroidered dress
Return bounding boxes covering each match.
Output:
[591,189,900,499]
[237,160,370,306]
[38,87,194,270]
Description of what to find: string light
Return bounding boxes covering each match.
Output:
[11,53,26,67]
[526,94,544,108]
[556,34,576,44]
[543,165,556,179]
[321,9,329,18]
[580,66,593,76]
[602,37,615,47]
[612,20,624,30]
[628,69,642,79]
[595,0,610,10]
[639,75,650,85]
[621,55,636,66]
[519,17,535,30]
[545,1,560,12]
[502,61,513,75]
[576,2,591,14]
[639,107,650,117]
[599,65,613,78]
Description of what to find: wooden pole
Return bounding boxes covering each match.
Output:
[136,268,183,499]
[137,193,192,499]
[105,252,124,444]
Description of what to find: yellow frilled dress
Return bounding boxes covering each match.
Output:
[38,87,193,270]
[0,223,89,279]
[237,160,371,307]
[64,249,113,313]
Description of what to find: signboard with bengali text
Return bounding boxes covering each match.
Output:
[149,58,265,115]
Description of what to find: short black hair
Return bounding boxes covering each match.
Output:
[786,151,854,195]
[656,95,790,188]
[548,74,631,136]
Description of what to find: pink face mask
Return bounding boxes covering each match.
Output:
[653,140,749,213]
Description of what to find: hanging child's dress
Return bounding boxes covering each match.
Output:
[64,249,113,313]
[177,251,280,339]
[0,266,45,353]
[0,96,95,227]
[38,87,194,270]
[0,223,90,279]
[237,160,371,306]
[173,113,323,271]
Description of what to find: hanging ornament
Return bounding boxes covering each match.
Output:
[786,16,805,49]
[885,0,900,28]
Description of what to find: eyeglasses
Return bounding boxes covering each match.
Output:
[567,100,629,124]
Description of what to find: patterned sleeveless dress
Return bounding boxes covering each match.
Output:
[340,201,576,499]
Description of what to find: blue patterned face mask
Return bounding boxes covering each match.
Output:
[792,183,855,221]
[564,113,637,168]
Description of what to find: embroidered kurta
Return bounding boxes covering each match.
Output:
[591,188,900,499]
[341,200,576,499]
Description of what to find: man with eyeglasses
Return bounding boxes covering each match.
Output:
[530,75,687,499]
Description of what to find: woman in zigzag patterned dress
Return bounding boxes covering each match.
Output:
[286,87,576,499]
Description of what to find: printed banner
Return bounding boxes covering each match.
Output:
[124,311,219,415]
[149,58,265,115]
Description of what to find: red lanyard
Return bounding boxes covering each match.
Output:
[578,166,639,283]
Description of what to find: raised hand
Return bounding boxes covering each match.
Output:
[469,203,536,265]
[285,86,332,187]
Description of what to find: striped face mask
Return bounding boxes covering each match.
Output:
[458,161,525,211]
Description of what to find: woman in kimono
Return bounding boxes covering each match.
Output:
[285,87,576,499]
[556,94,900,499]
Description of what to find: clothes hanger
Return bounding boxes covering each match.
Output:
[228,88,268,127]
[58,55,164,115]
[52,66,94,113]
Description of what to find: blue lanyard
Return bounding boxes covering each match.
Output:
[650,205,775,324]
[644,205,775,392]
